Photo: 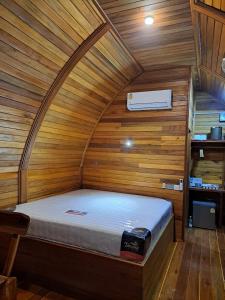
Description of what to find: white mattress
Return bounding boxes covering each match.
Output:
[15,189,173,262]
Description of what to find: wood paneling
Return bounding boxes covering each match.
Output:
[0,0,141,207]
[98,0,196,71]
[0,0,86,207]
[192,91,225,186]
[83,67,191,240]
[16,228,225,300]
[191,0,225,102]
[159,228,225,300]
[199,0,225,12]
[191,150,225,185]
[0,218,174,300]
[27,29,141,201]
[194,91,225,136]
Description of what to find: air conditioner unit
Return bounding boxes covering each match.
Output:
[127,89,172,111]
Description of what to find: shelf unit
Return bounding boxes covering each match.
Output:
[189,140,225,227]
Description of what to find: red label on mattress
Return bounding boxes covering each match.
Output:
[120,251,144,262]
[65,210,87,216]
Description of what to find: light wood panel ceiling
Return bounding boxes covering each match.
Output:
[199,0,225,11]
[191,0,225,102]
[97,0,196,71]
[99,0,225,103]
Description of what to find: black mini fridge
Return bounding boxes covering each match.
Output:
[192,201,216,230]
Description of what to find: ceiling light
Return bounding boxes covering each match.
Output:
[144,16,154,26]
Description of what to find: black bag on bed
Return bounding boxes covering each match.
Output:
[120,227,151,262]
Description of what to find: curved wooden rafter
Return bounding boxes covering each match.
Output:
[18,22,111,204]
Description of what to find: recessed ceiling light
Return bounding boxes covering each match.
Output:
[144,16,154,26]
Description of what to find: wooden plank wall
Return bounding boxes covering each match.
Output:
[0,0,141,207]
[194,92,225,135]
[192,91,225,185]
[199,0,225,11]
[196,1,225,102]
[27,30,140,201]
[83,67,191,240]
[0,0,86,207]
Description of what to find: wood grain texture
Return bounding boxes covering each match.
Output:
[0,0,141,207]
[83,67,191,240]
[98,0,196,71]
[0,217,174,300]
[26,28,141,202]
[19,22,111,203]
[158,228,225,300]
[0,275,17,300]
[192,91,225,186]
[199,0,225,12]
[191,0,225,102]
[0,0,103,208]
[15,227,225,300]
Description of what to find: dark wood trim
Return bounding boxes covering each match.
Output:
[93,0,144,74]
[18,169,27,205]
[192,1,225,24]
[191,140,225,148]
[18,23,111,204]
[189,187,225,193]
[182,68,192,240]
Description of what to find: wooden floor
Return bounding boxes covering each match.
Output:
[17,228,225,300]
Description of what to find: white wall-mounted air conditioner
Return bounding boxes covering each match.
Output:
[127,89,172,111]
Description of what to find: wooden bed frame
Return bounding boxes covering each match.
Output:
[0,217,174,300]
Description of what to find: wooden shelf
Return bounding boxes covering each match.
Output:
[191,140,225,148]
[189,187,225,193]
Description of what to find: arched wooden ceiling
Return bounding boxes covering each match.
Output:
[98,0,196,70]
[0,0,142,207]
[191,0,225,102]
[98,0,225,102]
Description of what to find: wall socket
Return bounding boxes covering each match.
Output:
[199,149,204,158]
[162,180,183,191]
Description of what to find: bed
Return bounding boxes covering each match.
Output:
[0,189,175,300]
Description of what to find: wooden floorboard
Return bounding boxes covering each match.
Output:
[17,228,225,300]
[217,227,225,286]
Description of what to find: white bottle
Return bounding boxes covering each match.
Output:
[188,216,193,228]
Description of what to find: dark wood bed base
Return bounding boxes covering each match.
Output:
[0,217,174,300]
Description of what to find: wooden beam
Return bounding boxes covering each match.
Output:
[192,1,225,24]
[190,1,202,89]
[18,23,111,204]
